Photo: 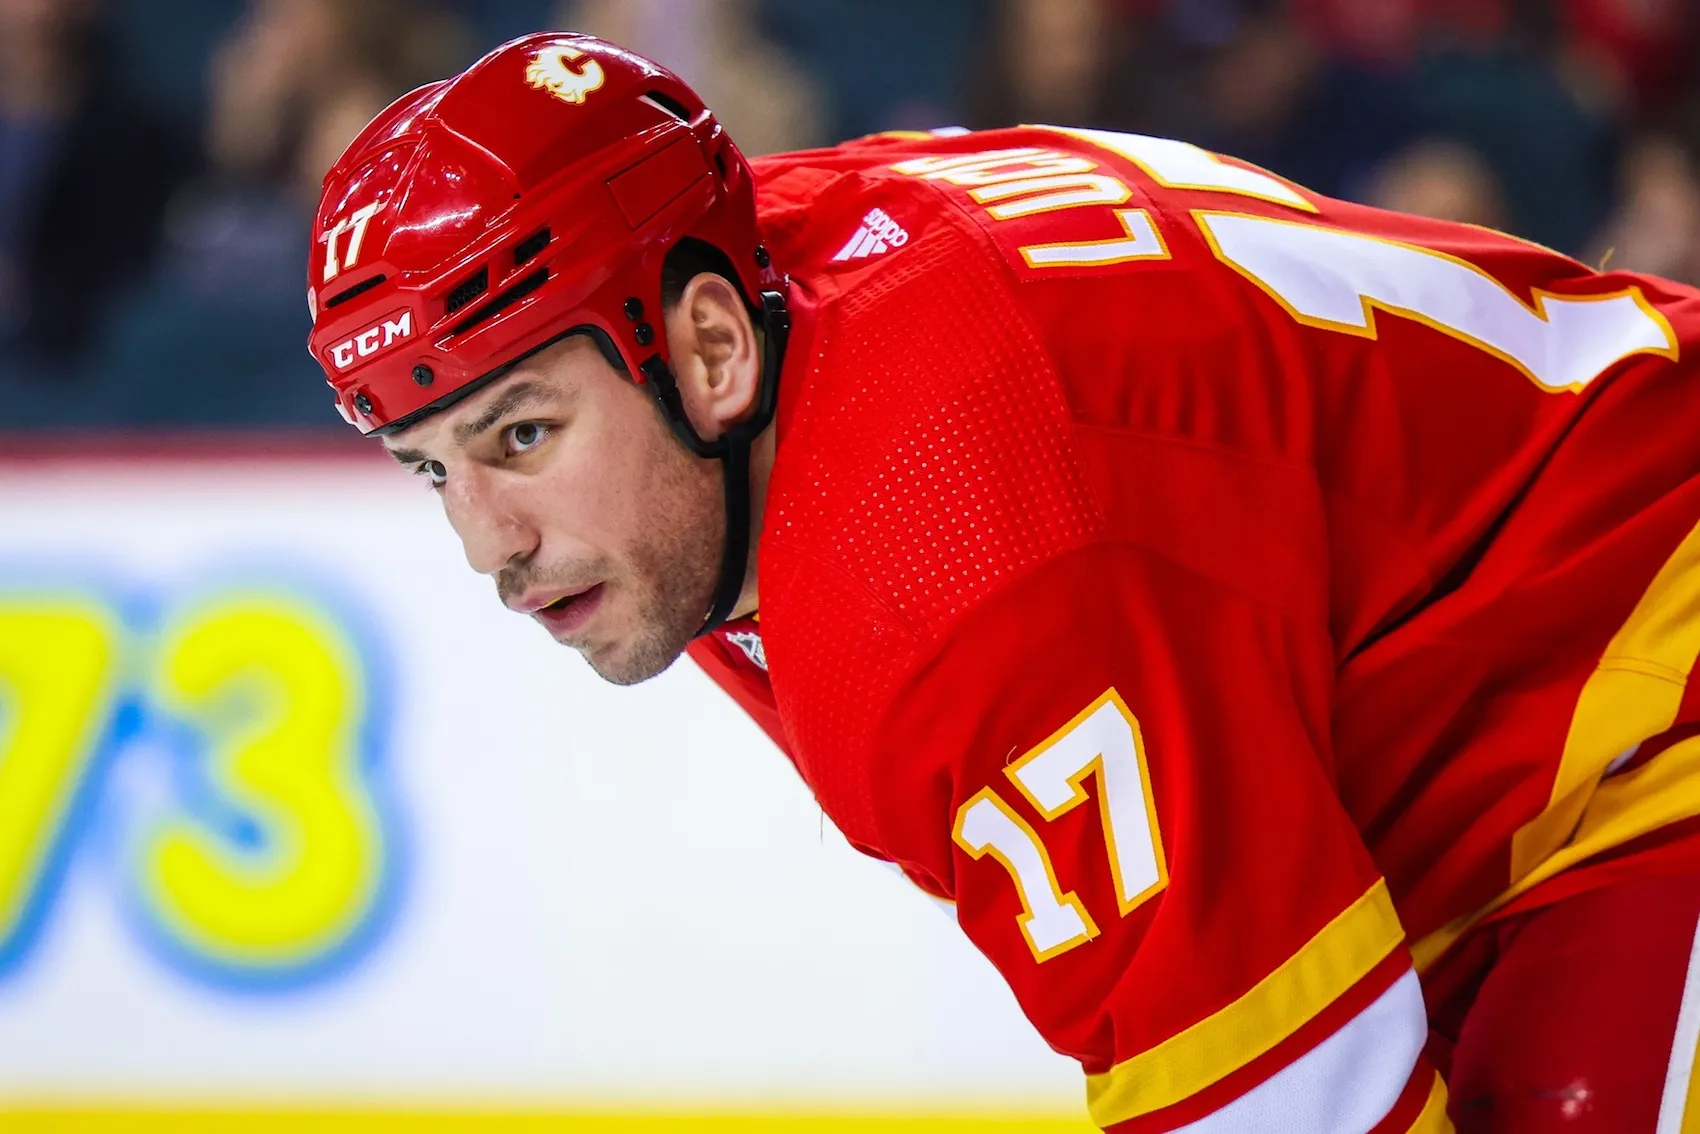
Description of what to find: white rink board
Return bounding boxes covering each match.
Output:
[0,445,1078,1108]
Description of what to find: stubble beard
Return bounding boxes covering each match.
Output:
[585,437,724,686]
[492,409,728,686]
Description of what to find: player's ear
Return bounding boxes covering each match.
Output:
[662,272,761,441]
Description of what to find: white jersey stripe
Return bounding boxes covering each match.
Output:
[1656,910,1700,1134]
[1173,969,1427,1134]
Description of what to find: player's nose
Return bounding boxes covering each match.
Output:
[442,470,539,576]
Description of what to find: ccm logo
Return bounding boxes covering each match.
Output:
[327,310,413,371]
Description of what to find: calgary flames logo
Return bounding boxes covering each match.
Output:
[526,44,605,105]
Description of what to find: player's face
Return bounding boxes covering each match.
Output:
[382,335,722,684]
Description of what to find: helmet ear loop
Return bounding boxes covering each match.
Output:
[639,289,790,636]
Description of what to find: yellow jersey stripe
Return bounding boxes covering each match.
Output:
[1510,515,1700,883]
[1085,878,1405,1125]
[1416,733,1700,972]
[1686,1052,1700,1134]
[1409,1072,1455,1133]
[0,1113,1095,1134]
[1415,518,1700,973]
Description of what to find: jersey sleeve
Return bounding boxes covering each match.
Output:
[867,542,1447,1132]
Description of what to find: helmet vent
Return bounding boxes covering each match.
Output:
[451,267,549,336]
[324,274,387,309]
[444,266,490,316]
[513,227,552,266]
[643,90,693,123]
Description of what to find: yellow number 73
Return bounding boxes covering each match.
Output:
[0,600,120,967]
[0,587,393,986]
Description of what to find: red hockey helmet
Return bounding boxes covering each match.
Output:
[306,32,791,634]
[306,31,784,435]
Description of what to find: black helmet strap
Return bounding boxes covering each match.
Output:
[638,287,790,637]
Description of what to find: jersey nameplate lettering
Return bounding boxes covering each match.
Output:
[894,127,1677,395]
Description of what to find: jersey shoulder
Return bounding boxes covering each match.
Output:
[755,134,1115,845]
[758,133,1109,643]
[752,124,1503,842]
[753,129,1017,296]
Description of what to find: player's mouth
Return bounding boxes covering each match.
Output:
[526,584,605,640]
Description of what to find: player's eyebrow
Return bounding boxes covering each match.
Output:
[382,379,558,466]
[454,380,552,444]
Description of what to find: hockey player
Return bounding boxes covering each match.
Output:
[305,34,1700,1133]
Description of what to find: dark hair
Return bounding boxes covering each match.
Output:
[660,237,752,312]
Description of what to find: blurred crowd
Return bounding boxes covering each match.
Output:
[1,0,1696,431]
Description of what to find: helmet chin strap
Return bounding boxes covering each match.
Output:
[637,288,790,637]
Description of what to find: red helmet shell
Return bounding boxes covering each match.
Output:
[306,33,778,433]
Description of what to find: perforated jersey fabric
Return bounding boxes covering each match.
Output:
[764,201,1101,849]
[687,126,1700,1131]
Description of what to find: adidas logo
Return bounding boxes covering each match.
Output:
[831,207,909,262]
[725,629,767,671]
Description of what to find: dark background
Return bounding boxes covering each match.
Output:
[1,0,1693,431]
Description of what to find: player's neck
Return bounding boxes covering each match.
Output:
[727,423,776,621]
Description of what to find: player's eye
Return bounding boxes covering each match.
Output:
[504,421,550,455]
[416,459,447,488]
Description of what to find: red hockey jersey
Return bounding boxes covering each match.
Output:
[686,125,1700,1132]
